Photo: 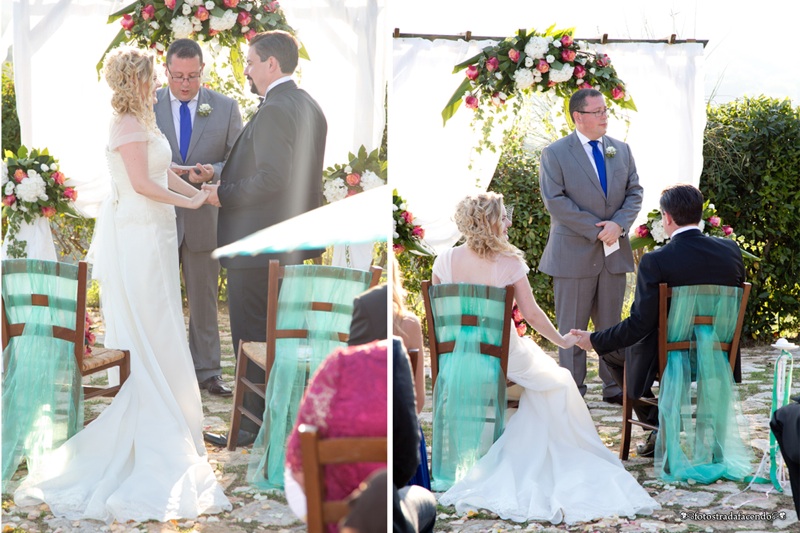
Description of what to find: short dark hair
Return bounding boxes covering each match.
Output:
[166,38,204,66]
[569,88,603,117]
[249,30,299,74]
[659,184,704,226]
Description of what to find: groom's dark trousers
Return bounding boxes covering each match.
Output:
[770,401,800,516]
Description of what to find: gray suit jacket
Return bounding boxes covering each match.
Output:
[538,131,642,278]
[155,87,242,252]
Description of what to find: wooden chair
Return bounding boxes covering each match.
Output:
[619,282,751,460]
[228,260,382,450]
[2,260,130,422]
[407,348,420,381]
[298,424,387,533]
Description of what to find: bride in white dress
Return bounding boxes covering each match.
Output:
[14,46,231,523]
[435,192,659,524]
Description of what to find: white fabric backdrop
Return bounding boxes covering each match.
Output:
[392,38,706,254]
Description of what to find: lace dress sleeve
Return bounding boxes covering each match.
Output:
[108,114,149,150]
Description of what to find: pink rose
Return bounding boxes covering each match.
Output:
[121,14,135,30]
[63,187,78,201]
[464,94,479,110]
[596,54,610,67]
[86,331,96,345]
[491,91,506,107]
[635,225,650,238]
[345,173,361,186]
[165,0,176,9]
[13,169,26,183]
[195,6,210,21]
[223,0,239,8]
[346,189,358,197]
[2,194,16,206]
[536,59,550,73]
[573,65,586,79]
[723,225,733,236]
[560,34,574,47]
[237,10,251,26]
[508,48,520,63]
[264,0,280,12]
[611,85,625,100]
[245,29,257,41]
[392,243,405,254]
[466,64,479,81]
[708,215,721,227]
[512,305,523,322]
[141,4,155,20]
[51,170,66,185]
[516,323,527,336]
[412,226,425,238]
[41,206,57,218]
[547,80,556,88]
[401,211,413,224]
[486,57,499,72]
[560,48,576,63]
[208,29,219,37]
[580,82,593,90]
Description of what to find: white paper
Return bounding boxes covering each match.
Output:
[604,240,620,256]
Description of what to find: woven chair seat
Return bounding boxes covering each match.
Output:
[241,342,267,369]
[83,347,128,372]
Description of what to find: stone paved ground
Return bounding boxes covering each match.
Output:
[2,306,798,533]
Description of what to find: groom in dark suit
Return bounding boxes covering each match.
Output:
[155,39,242,396]
[573,183,745,455]
[539,88,643,403]
[203,30,327,446]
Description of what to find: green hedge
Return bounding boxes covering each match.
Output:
[1,62,20,154]
[701,96,800,341]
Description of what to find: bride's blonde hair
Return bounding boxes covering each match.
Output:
[103,46,158,131]
[454,192,524,260]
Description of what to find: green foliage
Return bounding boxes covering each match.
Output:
[2,62,21,154]
[51,213,95,263]
[701,96,800,341]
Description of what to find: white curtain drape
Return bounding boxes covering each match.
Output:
[392,38,706,254]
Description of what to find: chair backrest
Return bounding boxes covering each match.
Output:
[2,259,89,366]
[657,282,751,375]
[421,280,514,388]
[298,424,387,533]
[264,260,382,381]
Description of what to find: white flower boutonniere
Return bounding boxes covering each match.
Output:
[198,103,212,117]
[605,146,617,158]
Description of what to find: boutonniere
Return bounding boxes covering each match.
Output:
[605,146,617,158]
[197,103,212,117]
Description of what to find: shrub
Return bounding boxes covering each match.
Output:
[701,96,800,341]
[1,62,20,154]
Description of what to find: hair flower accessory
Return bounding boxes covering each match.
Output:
[605,146,616,158]
[197,103,212,117]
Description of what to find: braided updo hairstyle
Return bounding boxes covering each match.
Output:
[102,46,157,131]
[454,192,524,260]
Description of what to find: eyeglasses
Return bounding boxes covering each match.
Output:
[167,70,202,83]
[576,107,608,118]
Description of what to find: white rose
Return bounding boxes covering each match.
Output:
[344,165,352,173]
[393,232,400,239]
[191,16,200,25]
[50,163,58,171]
[400,203,407,210]
[5,181,15,195]
[255,13,262,20]
[170,16,194,38]
[513,68,534,90]
[198,33,206,41]
[708,204,715,210]
[182,3,192,15]
[651,219,668,243]
[392,204,398,211]
[15,173,48,203]
[155,42,165,52]
[524,56,534,68]
[523,37,549,60]
[241,25,250,33]
[1,161,7,186]
[205,0,215,8]
[40,164,49,171]
[548,64,574,83]
[360,170,385,191]
[150,21,160,30]
[553,40,561,48]
[546,54,555,64]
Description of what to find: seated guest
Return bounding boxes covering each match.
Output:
[771,396,800,516]
[573,184,746,457]
[284,341,388,532]
[348,283,387,346]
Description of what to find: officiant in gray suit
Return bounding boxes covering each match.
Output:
[202,30,327,446]
[155,38,243,396]
[539,88,642,404]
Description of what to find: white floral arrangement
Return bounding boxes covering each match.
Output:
[322,146,386,203]
[197,103,212,116]
[605,146,617,158]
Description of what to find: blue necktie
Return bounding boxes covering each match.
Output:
[589,140,607,196]
[179,100,192,162]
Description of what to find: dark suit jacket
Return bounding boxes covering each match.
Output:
[393,338,420,488]
[348,284,387,346]
[591,229,746,397]
[217,80,327,269]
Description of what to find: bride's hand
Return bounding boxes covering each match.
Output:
[187,190,209,209]
[560,332,579,349]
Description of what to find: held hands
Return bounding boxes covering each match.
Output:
[187,189,210,209]
[201,183,221,207]
[595,220,622,246]
[560,332,579,349]
[570,329,594,351]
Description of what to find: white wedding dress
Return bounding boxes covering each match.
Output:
[14,115,231,523]
[435,247,659,524]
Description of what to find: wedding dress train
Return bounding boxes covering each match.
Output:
[434,247,659,524]
[14,116,231,523]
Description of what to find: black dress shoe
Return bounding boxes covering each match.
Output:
[203,429,257,447]
[200,375,232,396]
[636,430,657,457]
[603,393,624,406]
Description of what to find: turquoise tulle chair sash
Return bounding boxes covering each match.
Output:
[247,265,375,490]
[2,260,83,491]
[655,284,753,483]
[427,283,510,491]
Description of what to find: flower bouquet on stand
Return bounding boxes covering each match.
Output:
[392,190,433,256]
[2,147,80,260]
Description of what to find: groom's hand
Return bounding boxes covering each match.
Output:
[595,220,622,245]
[570,329,594,351]
[201,183,221,207]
